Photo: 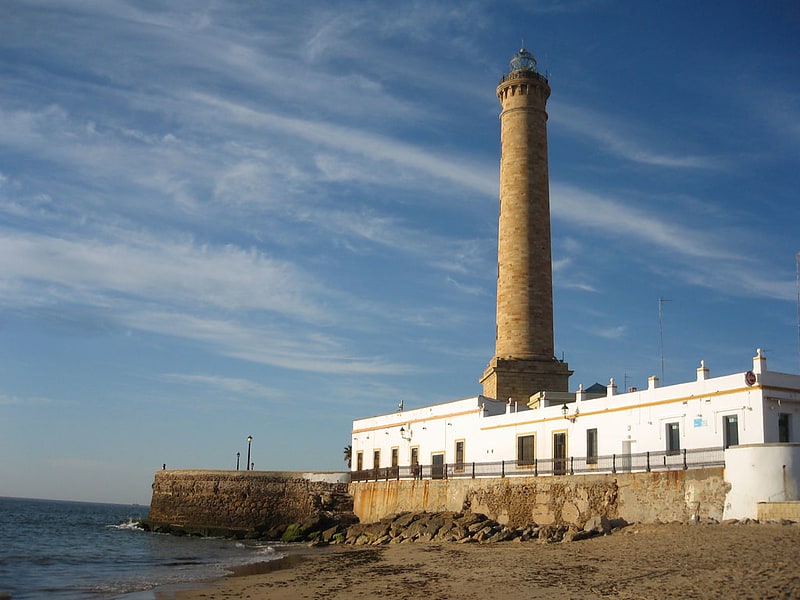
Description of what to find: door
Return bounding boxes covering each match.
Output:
[620,440,632,472]
[431,452,445,480]
[553,432,567,475]
[723,415,739,448]
[666,422,680,455]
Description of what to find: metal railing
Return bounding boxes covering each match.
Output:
[499,69,549,86]
[351,446,725,482]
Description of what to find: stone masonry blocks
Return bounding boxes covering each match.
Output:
[483,69,570,402]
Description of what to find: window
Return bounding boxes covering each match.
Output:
[356,451,363,471]
[455,440,465,472]
[666,422,680,455]
[391,447,399,468]
[586,428,598,464]
[517,434,535,466]
[723,415,739,449]
[553,432,567,475]
[373,449,381,469]
[779,413,791,443]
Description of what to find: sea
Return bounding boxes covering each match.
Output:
[0,496,286,599]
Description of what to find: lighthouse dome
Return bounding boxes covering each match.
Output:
[508,48,538,73]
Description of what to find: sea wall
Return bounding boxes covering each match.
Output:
[349,468,727,528]
[146,470,352,537]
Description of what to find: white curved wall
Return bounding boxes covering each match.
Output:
[724,443,800,520]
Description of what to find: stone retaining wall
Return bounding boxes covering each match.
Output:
[147,470,351,536]
[757,501,800,521]
[350,468,727,528]
[146,468,728,537]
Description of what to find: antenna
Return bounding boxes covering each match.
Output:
[658,297,671,383]
[796,252,800,371]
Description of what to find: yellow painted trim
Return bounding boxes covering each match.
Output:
[350,383,788,436]
[480,385,763,432]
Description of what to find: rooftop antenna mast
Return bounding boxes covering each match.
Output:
[796,252,800,371]
[658,297,671,383]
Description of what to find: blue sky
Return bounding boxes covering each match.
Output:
[1,1,798,504]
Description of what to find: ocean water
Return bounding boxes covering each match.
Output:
[0,496,284,599]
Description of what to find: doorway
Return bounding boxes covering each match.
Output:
[431,452,445,480]
[620,440,632,472]
[723,415,739,448]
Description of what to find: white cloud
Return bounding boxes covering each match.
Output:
[592,325,627,339]
[0,393,52,406]
[160,374,277,398]
[551,103,723,169]
[127,310,413,376]
[550,183,794,301]
[191,93,498,198]
[0,228,332,321]
[445,276,486,296]
[551,183,735,260]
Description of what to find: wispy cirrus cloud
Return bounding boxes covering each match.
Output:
[551,103,724,169]
[127,310,414,376]
[591,325,627,340]
[0,393,52,407]
[191,93,498,198]
[550,182,794,301]
[552,183,735,260]
[0,227,425,375]
[160,374,278,398]
[0,229,330,321]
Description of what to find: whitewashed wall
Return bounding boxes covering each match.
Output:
[724,443,800,519]
[352,352,800,472]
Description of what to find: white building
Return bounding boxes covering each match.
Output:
[351,349,800,518]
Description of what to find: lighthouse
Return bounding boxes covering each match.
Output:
[480,48,572,404]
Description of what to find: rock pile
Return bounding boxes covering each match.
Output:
[305,511,627,546]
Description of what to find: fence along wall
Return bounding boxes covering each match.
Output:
[352,446,725,481]
[349,468,727,528]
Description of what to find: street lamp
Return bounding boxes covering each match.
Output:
[236,452,240,470]
[246,435,253,471]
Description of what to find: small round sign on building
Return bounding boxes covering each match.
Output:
[744,370,756,386]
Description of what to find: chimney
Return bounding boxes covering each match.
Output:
[696,360,709,381]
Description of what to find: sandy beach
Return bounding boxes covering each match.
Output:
[161,522,800,599]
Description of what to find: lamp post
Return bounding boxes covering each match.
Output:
[236,452,240,471]
[246,435,253,471]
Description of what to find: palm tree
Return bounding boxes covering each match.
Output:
[343,444,352,469]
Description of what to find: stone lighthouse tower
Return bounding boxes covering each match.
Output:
[480,48,572,404]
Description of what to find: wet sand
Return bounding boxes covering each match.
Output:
[162,523,800,599]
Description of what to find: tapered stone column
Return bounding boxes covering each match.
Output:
[480,48,571,403]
